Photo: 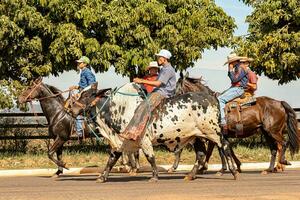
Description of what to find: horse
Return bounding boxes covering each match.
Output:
[175,74,300,174]
[17,78,109,177]
[69,82,239,182]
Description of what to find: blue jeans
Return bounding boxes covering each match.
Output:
[217,87,244,125]
[75,115,84,137]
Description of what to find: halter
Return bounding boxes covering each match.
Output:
[21,81,73,126]
[23,81,72,102]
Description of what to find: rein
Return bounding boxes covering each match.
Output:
[23,82,73,126]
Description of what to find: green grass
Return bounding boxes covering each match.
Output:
[1,145,299,170]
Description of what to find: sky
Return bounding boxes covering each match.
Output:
[44,0,300,108]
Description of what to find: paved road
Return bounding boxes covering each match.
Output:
[0,170,300,200]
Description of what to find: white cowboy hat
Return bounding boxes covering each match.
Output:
[155,49,172,59]
[223,53,245,65]
[145,61,160,70]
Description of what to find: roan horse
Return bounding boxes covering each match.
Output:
[17,78,110,177]
[175,74,300,174]
[70,82,239,182]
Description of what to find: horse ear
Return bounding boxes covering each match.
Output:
[35,77,43,84]
[96,88,111,97]
[91,82,98,90]
[184,72,189,79]
[179,71,184,79]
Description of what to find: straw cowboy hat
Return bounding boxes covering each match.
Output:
[223,53,245,65]
[240,56,254,63]
[145,61,160,70]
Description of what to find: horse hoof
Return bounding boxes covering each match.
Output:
[215,171,224,176]
[129,171,137,176]
[261,170,269,175]
[96,177,106,183]
[184,175,195,181]
[197,169,206,175]
[51,174,59,179]
[148,178,158,183]
[233,172,240,180]
[167,168,175,173]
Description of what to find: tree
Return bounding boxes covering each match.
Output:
[237,0,300,84]
[0,0,235,109]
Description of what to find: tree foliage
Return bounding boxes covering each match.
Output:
[237,0,300,84]
[0,0,235,109]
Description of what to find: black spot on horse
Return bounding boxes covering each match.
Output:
[160,125,163,129]
[191,105,197,110]
[176,129,181,132]
[153,123,157,129]
[169,140,174,144]
[159,134,163,138]
[171,115,178,122]
[175,137,180,142]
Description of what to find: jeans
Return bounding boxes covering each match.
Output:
[217,87,244,125]
[75,115,84,137]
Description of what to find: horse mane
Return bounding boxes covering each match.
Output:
[44,84,65,104]
[184,76,216,96]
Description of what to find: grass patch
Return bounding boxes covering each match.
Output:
[1,144,299,170]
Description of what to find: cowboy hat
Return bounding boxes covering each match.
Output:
[145,61,160,70]
[155,49,172,59]
[76,56,90,64]
[240,56,254,62]
[223,53,245,65]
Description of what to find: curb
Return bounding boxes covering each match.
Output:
[1,161,300,177]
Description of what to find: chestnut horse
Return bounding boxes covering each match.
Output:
[175,74,300,174]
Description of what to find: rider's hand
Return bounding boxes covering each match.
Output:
[133,78,143,84]
[69,85,78,90]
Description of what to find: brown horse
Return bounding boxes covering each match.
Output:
[176,73,300,174]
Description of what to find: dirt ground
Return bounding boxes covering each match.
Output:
[0,169,300,200]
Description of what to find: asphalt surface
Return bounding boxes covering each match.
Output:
[0,169,300,200]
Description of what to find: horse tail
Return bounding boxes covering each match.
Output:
[281,101,300,156]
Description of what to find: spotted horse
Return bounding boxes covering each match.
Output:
[70,82,239,182]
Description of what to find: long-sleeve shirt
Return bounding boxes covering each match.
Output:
[228,66,248,88]
[78,67,96,90]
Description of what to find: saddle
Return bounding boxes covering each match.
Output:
[224,91,257,136]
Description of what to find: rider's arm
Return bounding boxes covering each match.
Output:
[135,78,162,87]
[228,68,247,83]
[247,82,257,91]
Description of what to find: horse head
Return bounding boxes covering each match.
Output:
[176,73,216,97]
[18,77,44,103]
[70,82,110,117]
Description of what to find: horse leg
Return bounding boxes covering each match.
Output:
[140,137,158,182]
[48,137,67,169]
[96,151,122,183]
[198,141,214,174]
[220,138,239,180]
[275,141,291,172]
[261,133,277,174]
[134,150,140,170]
[168,149,183,173]
[230,146,242,173]
[51,145,64,178]
[215,145,228,176]
[128,152,138,176]
[185,138,206,181]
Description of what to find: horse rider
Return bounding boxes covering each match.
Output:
[68,56,96,137]
[239,57,258,95]
[120,49,176,142]
[142,61,160,94]
[218,53,249,134]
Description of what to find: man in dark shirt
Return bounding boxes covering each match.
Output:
[218,53,249,133]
